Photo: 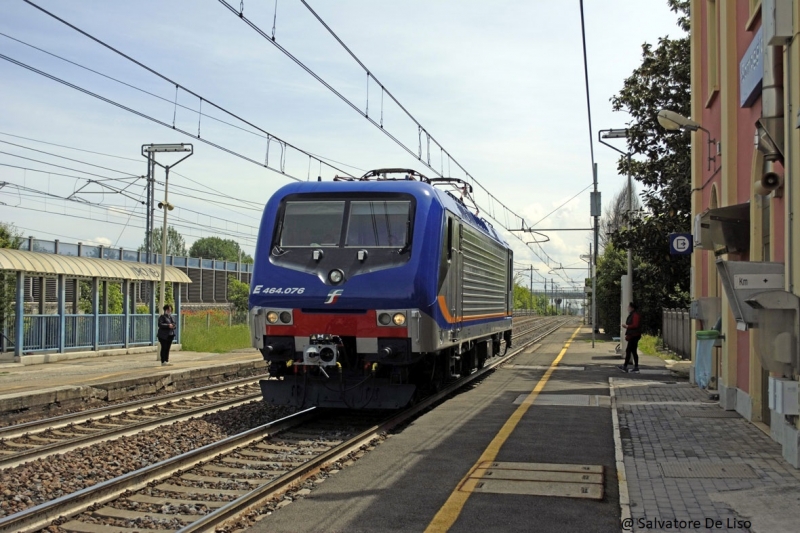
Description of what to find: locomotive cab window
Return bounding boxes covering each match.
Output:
[280,201,345,247]
[345,201,411,248]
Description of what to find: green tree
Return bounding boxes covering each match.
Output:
[79,281,135,314]
[608,0,691,332]
[1,223,23,339]
[189,237,253,263]
[106,283,124,314]
[227,276,250,313]
[514,283,532,310]
[139,226,188,257]
[0,222,23,249]
[595,244,626,334]
[600,182,641,249]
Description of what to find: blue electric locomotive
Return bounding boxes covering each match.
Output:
[249,169,513,408]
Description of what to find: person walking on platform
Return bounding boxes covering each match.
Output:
[618,302,642,373]
[157,304,176,366]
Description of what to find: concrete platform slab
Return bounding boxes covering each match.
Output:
[512,393,611,407]
[502,364,585,371]
[709,485,800,533]
[245,325,631,533]
[241,328,795,533]
[466,476,604,499]
[0,348,265,418]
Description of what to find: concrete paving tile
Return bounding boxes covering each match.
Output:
[613,375,800,533]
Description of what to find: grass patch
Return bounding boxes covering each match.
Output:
[181,311,251,353]
[637,335,659,356]
[638,334,681,361]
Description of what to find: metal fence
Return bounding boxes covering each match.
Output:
[64,315,94,349]
[5,314,152,353]
[662,308,691,360]
[129,315,154,345]
[181,310,248,330]
[98,315,125,346]
[12,315,61,352]
[22,237,253,305]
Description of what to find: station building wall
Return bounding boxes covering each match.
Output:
[691,0,800,465]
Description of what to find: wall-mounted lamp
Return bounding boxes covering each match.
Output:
[657,109,718,171]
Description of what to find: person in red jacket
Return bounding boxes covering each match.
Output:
[618,302,641,373]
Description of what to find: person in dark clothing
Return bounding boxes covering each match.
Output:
[618,302,642,373]
[157,304,176,366]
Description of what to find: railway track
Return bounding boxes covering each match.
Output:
[0,377,267,470]
[512,315,573,343]
[0,316,579,533]
[0,316,558,474]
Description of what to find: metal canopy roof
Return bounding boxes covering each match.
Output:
[0,249,192,283]
[698,202,750,254]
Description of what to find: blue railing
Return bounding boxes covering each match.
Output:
[26,237,254,273]
[64,315,94,349]
[3,314,163,353]
[98,315,125,346]
[129,315,154,345]
[22,315,60,352]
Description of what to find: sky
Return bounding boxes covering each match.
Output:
[0,0,684,292]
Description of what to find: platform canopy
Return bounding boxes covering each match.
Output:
[0,248,191,283]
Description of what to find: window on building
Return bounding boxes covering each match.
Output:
[747,0,762,30]
[709,185,719,297]
[706,0,719,104]
[762,199,771,261]
[752,149,770,261]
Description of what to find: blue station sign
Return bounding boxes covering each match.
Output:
[740,27,763,107]
[669,233,693,255]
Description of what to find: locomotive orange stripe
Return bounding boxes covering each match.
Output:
[436,296,512,323]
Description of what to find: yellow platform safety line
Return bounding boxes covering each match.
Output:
[424,325,584,533]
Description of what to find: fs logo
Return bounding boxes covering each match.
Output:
[324,289,344,305]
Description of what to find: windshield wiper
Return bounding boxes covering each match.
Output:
[396,219,412,254]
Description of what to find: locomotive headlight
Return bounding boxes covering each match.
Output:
[279,311,292,324]
[378,313,392,325]
[392,313,406,326]
[328,269,344,284]
[305,346,320,363]
[320,346,335,363]
[266,311,279,324]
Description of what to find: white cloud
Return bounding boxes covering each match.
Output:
[91,236,113,246]
[0,0,682,280]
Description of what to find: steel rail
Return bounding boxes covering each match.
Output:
[0,390,263,470]
[0,408,318,533]
[0,318,578,533]
[177,318,577,532]
[511,316,570,341]
[0,374,267,439]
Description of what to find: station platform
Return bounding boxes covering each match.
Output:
[0,347,265,418]
[246,326,800,533]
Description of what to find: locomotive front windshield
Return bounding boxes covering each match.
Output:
[346,201,409,247]
[279,199,411,248]
[280,202,345,247]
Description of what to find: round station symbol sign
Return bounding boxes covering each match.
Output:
[669,233,693,255]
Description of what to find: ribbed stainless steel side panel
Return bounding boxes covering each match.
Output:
[461,227,508,318]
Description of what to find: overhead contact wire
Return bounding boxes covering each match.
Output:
[218,0,567,274]
[19,1,356,180]
[0,53,305,182]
